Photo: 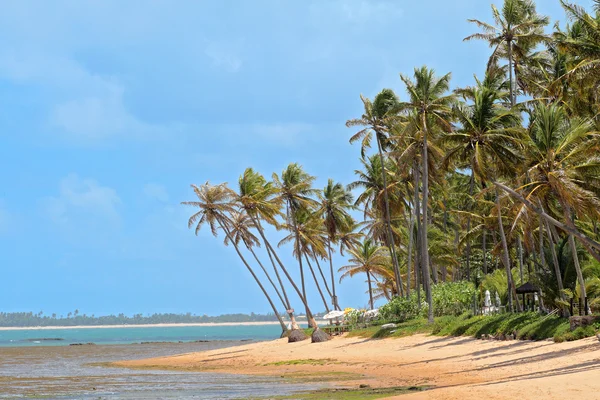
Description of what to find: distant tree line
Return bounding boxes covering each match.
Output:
[0,311,282,327]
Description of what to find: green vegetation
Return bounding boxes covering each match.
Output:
[271,386,427,400]
[264,359,338,366]
[183,0,600,339]
[0,311,280,327]
[349,312,594,343]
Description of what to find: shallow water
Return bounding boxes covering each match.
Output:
[0,329,318,399]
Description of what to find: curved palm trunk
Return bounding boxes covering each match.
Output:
[465,170,475,281]
[252,215,319,329]
[495,186,520,312]
[561,203,588,303]
[414,163,422,309]
[375,132,404,296]
[543,218,566,304]
[295,232,313,327]
[366,270,374,310]
[517,235,524,285]
[421,116,434,323]
[314,256,332,298]
[248,246,287,309]
[217,220,288,334]
[305,254,330,313]
[327,242,341,310]
[249,215,299,330]
[508,40,515,106]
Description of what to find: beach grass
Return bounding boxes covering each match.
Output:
[268,385,428,399]
[348,312,595,343]
[264,358,338,366]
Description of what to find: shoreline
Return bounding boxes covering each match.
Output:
[113,333,600,400]
[0,321,284,331]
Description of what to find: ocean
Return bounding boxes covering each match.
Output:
[0,324,317,399]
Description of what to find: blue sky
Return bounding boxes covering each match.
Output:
[0,0,593,317]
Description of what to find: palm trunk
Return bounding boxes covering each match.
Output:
[305,254,330,313]
[495,186,518,312]
[561,204,588,303]
[295,234,312,327]
[248,246,287,309]
[465,170,475,281]
[366,270,374,310]
[375,132,404,296]
[327,242,341,310]
[517,235,524,285]
[508,40,515,106]
[218,220,288,333]
[421,114,433,323]
[314,255,332,298]
[414,161,422,308]
[544,218,566,304]
[250,215,300,330]
[482,227,488,275]
[406,198,415,297]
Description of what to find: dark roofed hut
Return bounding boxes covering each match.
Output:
[516,282,540,312]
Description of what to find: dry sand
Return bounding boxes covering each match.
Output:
[114,333,600,399]
[0,321,282,331]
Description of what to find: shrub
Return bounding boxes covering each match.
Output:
[554,325,596,343]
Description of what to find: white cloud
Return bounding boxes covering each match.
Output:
[204,39,244,73]
[143,183,169,203]
[42,174,121,225]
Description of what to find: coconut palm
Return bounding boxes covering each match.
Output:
[182,182,288,334]
[317,179,355,310]
[347,89,405,295]
[522,103,600,303]
[464,0,549,105]
[339,239,390,310]
[399,66,455,322]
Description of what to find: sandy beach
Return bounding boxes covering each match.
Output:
[114,333,600,399]
[0,321,282,331]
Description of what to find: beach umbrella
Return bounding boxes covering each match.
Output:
[322,310,345,320]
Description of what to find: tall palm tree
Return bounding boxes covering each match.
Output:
[444,71,523,310]
[339,239,390,310]
[182,182,288,334]
[317,179,355,310]
[273,163,320,326]
[234,168,304,332]
[399,66,455,322]
[464,0,549,105]
[346,89,405,296]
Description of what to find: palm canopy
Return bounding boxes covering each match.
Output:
[236,168,282,226]
[273,163,319,219]
[223,211,260,249]
[181,182,235,236]
[279,208,327,260]
[317,179,355,242]
[524,103,600,219]
[444,73,524,181]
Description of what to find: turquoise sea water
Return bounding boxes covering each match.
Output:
[0,324,283,347]
[0,324,320,399]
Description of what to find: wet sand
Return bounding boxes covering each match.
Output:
[114,333,600,400]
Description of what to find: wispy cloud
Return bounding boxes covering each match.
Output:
[42,174,121,225]
[143,183,169,203]
[204,39,244,73]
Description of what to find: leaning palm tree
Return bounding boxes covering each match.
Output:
[272,164,328,340]
[339,239,390,310]
[346,89,404,295]
[234,168,305,335]
[182,182,288,334]
[464,0,549,105]
[399,66,455,322]
[317,179,355,310]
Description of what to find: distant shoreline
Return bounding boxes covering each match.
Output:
[0,321,284,331]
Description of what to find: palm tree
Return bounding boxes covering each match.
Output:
[339,239,390,310]
[182,182,288,334]
[399,66,455,322]
[464,0,549,105]
[346,89,405,296]
[234,168,303,331]
[523,103,600,304]
[317,179,355,310]
[444,71,523,310]
[273,163,320,327]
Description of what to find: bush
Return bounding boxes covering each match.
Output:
[554,325,597,343]
[380,282,476,323]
